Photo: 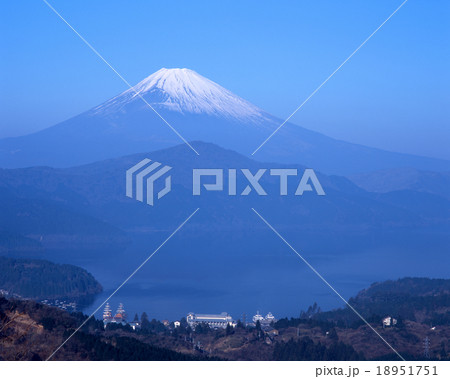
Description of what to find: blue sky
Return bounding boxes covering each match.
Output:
[1,0,449,159]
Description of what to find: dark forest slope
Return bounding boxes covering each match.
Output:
[0,256,102,300]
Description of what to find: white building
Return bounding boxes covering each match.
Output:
[251,311,276,325]
[252,311,264,323]
[382,316,397,327]
[129,321,141,330]
[174,321,181,328]
[187,312,235,329]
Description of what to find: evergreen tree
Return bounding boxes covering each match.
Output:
[328,328,339,341]
[141,312,150,330]
[255,320,262,340]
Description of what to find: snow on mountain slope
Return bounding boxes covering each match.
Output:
[1,67,450,174]
[93,68,270,123]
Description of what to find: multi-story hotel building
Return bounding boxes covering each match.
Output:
[187,312,235,329]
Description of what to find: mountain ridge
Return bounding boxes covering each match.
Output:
[350,167,450,200]
[1,68,450,175]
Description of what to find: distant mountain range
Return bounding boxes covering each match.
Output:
[0,184,127,255]
[0,142,449,269]
[1,142,446,234]
[350,167,450,200]
[1,68,449,175]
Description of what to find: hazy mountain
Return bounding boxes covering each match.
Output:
[1,140,449,267]
[0,185,127,254]
[0,142,435,234]
[1,142,448,319]
[0,230,44,257]
[350,167,450,200]
[1,68,449,175]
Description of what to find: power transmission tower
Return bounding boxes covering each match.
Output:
[423,336,430,359]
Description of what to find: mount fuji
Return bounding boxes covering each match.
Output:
[94,68,270,123]
[1,68,449,174]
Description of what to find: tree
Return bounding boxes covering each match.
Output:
[40,316,56,331]
[439,342,447,360]
[395,316,405,328]
[328,328,338,341]
[180,317,188,328]
[195,322,210,334]
[141,312,150,330]
[255,320,263,340]
[149,318,166,333]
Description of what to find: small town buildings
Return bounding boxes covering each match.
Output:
[187,312,235,329]
[382,316,397,327]
[129,314,141,330]
[250,311,277,326]
[174,321,181,328]
[129,320,140,330]
[41,299,77,312]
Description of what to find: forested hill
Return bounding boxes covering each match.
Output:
[0,297,207,361]
[0,256,102,300]
[355,277,450,298]
[316,277,450,326]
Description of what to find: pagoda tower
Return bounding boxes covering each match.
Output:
[103,303,112,323]
[114,303,127,323]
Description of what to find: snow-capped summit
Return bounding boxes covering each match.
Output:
[94,68,269,122]
[3,67,448,174]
